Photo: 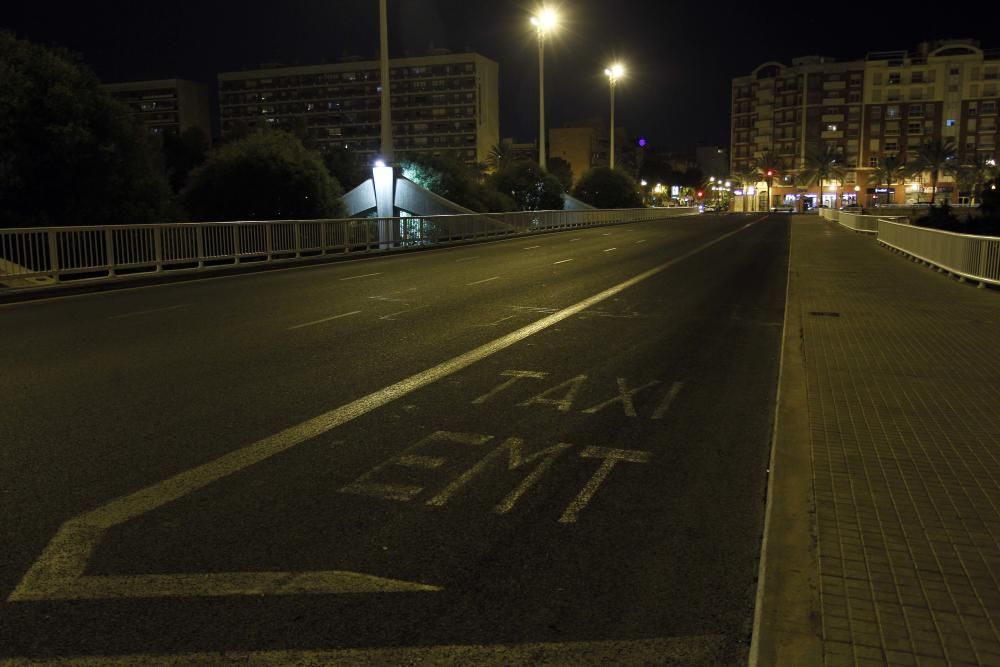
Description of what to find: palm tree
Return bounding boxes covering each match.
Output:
[798,145,847,207]
[955,154,998,205]
[487,142,513,173]
[733,167,760,212]
[753,150,782,211]
[871,155,908,205]
[907,139,958,205]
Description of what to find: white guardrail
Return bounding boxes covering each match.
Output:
[819,207,908,233]
[877,218,1000,288]
[0,207,697,292]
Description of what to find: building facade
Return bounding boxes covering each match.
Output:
[549,122,638,185]
[218,51,499,166]
[731,40,998,210]
[104,79,212,139]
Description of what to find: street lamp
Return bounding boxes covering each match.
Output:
[604,63,625,169]
[531,8,558,170]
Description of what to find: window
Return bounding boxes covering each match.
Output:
[886,105,900,119]
[827,124,838,131]
[946,118,956,127]
[911,72,924,83]
[869,156,879,168]
[909,104,923,117]
[908,121,922,134]
[969,103,978,117]
[888,72,901,85]
[885,121,900,136]
[984,101,998,115]
[872,106,882,120]
[873,72,883,85]
[950,67,960,75]
[885,141,898,151]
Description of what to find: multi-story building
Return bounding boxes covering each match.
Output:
[549,122,637,184]
[731,40,998,210]
[218,51,499,166]
[104,79,212,139]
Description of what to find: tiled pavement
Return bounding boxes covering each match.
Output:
[791,216,1000,666]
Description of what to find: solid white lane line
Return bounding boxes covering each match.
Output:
[288,311,362,331]
[8,218,763,603]
[553,259,575,265]
[604,248,618,252]
[466,276,500,286]
[524,245,541,250]
[339,272,382,281]
[107,304,189,320]
[455,256,480,262]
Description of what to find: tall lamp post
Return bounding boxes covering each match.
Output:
[530,8,558,170]
[604,63,624,170]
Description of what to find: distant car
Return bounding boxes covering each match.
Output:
[770,204,794,213]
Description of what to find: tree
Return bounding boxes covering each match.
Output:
[753,150,782,211]
[871,155,907,205]
[494,161,564,211]
[572,166,643,209]
[322,145,369,192]
[798,145,846,206]
[732,168,759,213]
[955,154,997,206]
[547,157,574,192]
[0,32,170,227]
[160,126,210,193]
[908,139,958,205]
[400,154,515,212]
[486,142,513,173]
[181,129,344,221]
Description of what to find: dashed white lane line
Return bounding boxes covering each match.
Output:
[339,272,382,281]
[603,248,618,253]
[570,238,581,242]
[635,239,647,244]
[466,276,500,286]
[601,232,612,236]
[379,305,430,321]
[288,311,362,331]
[553,259,575,265]
[107,304,189,320]
[524,245,541,250]
[455,256,480,262]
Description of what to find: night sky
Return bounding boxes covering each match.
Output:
[3,1,994,154]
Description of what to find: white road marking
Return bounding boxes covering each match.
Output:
[107,304,189,320]
[519,375,588,413]
[287,311,361,330]
[475,315,517,328]
[0,636,727,666]
[581,378,661,418]
[455,256,480,262]
[466,276,500,286]
[601,232,612,236]
[570,238,581,242]
[524,245,541,250]
[8,219,760,602]
[651,381,685,420]
[472,370,548,404]
[379,305,429,321]
[635,239,647,244]
[553,259,575,265]
[603,248,618,252]
[339,272,382,281]
[559,446,651,523]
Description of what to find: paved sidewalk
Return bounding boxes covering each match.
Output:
[761,215,1000,667]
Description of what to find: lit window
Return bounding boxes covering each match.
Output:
[946,119,956,127]
[827,124,838,132]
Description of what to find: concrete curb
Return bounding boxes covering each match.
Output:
[749,218,824,666]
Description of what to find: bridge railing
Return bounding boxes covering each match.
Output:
[0,207,697,292]
[877,218,1000,287]
[819,207,908,233]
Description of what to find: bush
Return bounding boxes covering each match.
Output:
[0,33,170,227]
[182,130,344,221]
[572,167,643,209]
[492,161,564,211]
[400,155,515,213]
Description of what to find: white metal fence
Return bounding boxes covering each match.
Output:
[0,207,696,292]
[877,219,1000,287]
[820,207,907,233]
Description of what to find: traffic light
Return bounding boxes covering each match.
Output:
[766,169,775,178]
[697,190,704,198]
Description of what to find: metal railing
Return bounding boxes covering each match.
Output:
[877,219,1000,287]
[0,207,697,292]
[820,208,908,233]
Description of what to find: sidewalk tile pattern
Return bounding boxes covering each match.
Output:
[795,219,1000,667]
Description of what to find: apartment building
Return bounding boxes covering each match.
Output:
[549,122,638,184]
[218,51,499,166]
[731,40,998,209]
[104,79,212,139]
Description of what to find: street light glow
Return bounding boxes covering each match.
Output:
[531,8,558,34]
[604,63,625,81]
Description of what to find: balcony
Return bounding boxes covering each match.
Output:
[821,130,845,139]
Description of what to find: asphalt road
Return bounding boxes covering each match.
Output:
[0,213,789,665]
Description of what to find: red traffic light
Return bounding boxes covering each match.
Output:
[766,169,774,177]
[697,191,704,198]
